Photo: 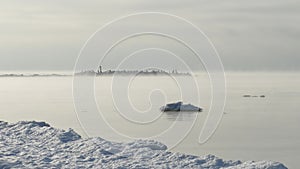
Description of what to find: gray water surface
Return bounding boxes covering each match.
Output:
[0,72,299,168]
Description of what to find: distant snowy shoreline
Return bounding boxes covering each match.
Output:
[0,68,191,77]
[0,73,70,77]
[0,120,287,169]
[0,73,190,77]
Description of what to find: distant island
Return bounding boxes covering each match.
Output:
[75,66,191,76]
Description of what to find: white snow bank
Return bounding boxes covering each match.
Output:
[0,121,287,169]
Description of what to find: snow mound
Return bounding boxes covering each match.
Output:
[0,121,287,169]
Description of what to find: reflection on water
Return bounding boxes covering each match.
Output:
[163,111,199,121]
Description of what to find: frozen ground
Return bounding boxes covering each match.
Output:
[0,121,287,169]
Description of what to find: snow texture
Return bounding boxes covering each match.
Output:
[0,121,287,169]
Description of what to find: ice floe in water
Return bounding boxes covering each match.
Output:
[160,102,202,112]
[0,121,287,169]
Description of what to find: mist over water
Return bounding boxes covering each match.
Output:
[0,72,299,168]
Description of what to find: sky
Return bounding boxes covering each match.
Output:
[0,0,299,71]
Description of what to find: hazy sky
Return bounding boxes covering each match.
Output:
[0,0,299,71]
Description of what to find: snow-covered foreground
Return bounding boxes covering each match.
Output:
[0,121,287,169]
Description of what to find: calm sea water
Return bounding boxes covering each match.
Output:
[0,72,299,168]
